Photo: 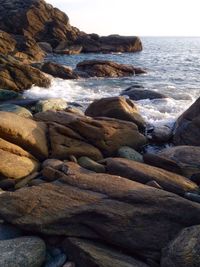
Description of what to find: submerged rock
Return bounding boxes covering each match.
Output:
[0,89,20,101]
[121,87,167,100]
[75,60,146,78]
[85,96,146,129]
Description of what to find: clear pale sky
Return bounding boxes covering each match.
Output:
[47,0,200,36]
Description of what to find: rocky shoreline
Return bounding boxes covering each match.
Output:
[1,0,200,267]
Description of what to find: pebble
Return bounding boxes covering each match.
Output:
[78,156,105,173]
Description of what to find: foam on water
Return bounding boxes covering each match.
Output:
[24,37,200,127]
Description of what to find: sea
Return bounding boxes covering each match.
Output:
[24,37,200,127]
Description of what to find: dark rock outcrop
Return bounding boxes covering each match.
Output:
[161,225,200,267]
[0,54,51,91]
[63,238,149,267]
[85,96,146,130]
[75,60,146,78]
[173,97,200,146]
[0,0,143,61]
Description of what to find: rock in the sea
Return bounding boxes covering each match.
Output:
[75,60,146,78]
[151,125,173,143]
[0,89,20,101]
[0,138,39,180]
[76,34,143,53]
[78,157,105,173]
[35,110,146,157]
[0,54,51,91]
[85,96,146,130]
[63,237,149,267]
[0,104,32,118]
[1,162,200,262]
[158,146,200,178]
[118,146,143,162]
[173,97,200,146]
[161,225,200,267]
[121,87,167,100]
[104,157,199,196]
[0,236,46,267]
[39,62,78,80]
[0,112,48,160]
[54,43,82,55]
[35,98,68,113]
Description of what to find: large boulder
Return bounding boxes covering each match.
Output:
[104,157,199,196]
[158,146,200,178]
[0,138,39,180]
[173,97,200,146]
[1,162,200,263]
[63,238,149,267]
[85,96,146,129]
[35,111,146,157]
[161,225,200,267]
[0,112,48,160]
[0,54,51,91]
[75,60,146,78]
[0,236,46,267]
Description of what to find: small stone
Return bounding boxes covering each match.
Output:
[0,89,20,101]
[0,179,15,190]
[146,180,163,189]
[69,155,77,163]
[28,179,46,186]
[0,104,32,118]
[15,172,40,190]
[118,146,143,162]
[0,223,24,240]
[44,253,67,267]
[35,98,68,113]
[62,262,75,267]
[78,157,106,173]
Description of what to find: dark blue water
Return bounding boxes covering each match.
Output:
[24,37,200,126]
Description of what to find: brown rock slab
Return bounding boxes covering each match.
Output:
[85,96,146,129]
[105,157,199,196]
[1,162,200,262]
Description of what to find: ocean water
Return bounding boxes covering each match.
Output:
[24,37,200,126]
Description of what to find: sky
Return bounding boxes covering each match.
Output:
[47,0,200,37]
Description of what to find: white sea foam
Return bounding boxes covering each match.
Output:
[24,77,195,127]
